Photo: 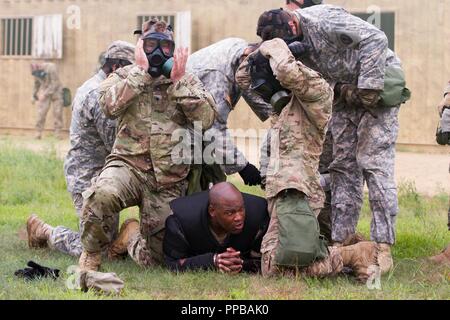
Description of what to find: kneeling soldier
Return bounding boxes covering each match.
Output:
[79,20,216,271]
[236,38,392,282]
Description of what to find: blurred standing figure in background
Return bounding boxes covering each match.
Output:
[31,62,64,140]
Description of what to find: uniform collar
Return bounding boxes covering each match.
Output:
[97,69,107,80]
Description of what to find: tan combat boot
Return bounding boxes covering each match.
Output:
[34,131,42,140]
[107,219,140,260]
[338,241,380,282]
[342,233,367,246]
[79,250,102,272]
[429,245,450,266]
[55,131,64,140]
[26,214,53,249]
[377,243,394,273]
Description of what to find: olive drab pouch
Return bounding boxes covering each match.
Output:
[379,66,411,107]
[274,191,328,267]
[186,163,227,195]
[63,88,72,107]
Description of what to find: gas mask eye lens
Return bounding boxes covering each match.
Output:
[143,39,159,54]
[160,40,175,56]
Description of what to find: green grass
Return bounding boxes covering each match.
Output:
[0,141,449,300]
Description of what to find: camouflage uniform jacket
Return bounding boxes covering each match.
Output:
[294,5,402,90]
[71,70,107,115]
[238,39,332,210]
[33,62,63,98]
[187,38,273,174]
[98,64,216,190]
[64,72,117,194]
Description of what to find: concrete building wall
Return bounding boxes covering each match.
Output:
[1,0,449,149]
[0,0,281,133]
[229,0,450,148]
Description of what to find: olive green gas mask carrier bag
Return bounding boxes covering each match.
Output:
[274,190,329,267]
[379,66,411,107]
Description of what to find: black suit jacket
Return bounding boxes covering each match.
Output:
[163,191,269,272]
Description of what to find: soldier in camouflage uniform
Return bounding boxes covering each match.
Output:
[286,0,332,243]
[236,38,391,281]
[187,38,272,185]
[429,81,450,265]
[65,41,135,217]
[26,41,136,258]
[256,5,404,268]
[78,20,216,271]
[31,62,64,139]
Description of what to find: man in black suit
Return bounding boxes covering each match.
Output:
[163,182,269,274]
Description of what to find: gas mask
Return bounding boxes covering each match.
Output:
[248,51,292,114]
[436,108,450,145]
[142,32,175,78]
[32,70,46,79]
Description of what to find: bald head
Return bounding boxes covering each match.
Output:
[209,182,243,207]
[208,183,246,235]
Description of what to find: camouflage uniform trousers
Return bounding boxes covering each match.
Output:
[317,130,333,243]
[317,190,332,244]
[47,193,109,258]
[80,160,187,267]
[261,192,343,278]
[36,92,64,135]
[330,105,400,245]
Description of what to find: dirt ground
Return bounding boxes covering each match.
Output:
[1,134,449,196]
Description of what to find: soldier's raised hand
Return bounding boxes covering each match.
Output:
[171,47,188,84]
[135,39,149,71]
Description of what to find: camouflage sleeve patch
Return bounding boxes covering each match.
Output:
[99,65,151,119]
[235,57,252,90]
[169,72,217,130]
[357,33,389,90]
[91,93,117,153]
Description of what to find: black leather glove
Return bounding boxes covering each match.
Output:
[333,83,353,99]
[239,163,262,186]
[288,41,310,58]
[15,261,60,281]
[333,83,343,97]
